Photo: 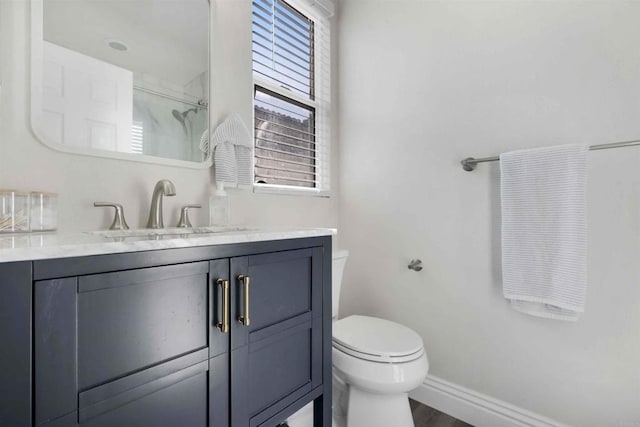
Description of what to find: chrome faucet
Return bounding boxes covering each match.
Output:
[146,179,176,228]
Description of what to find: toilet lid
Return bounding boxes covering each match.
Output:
[332,315,424,363]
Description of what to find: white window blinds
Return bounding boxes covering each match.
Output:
[131,121,144,154]
[252,0,331,194]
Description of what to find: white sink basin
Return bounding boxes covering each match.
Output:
[87,226,250,239]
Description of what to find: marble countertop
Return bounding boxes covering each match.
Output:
[0,227,335,263]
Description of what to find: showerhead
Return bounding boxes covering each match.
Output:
[172,108,198,124]
[172,109,188,136]
[172,109,185,124]
[172,108,198,136]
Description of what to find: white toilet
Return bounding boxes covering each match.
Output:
[287,249,429,427]
[331,249,429,427]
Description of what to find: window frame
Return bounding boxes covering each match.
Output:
[252,0,331,197]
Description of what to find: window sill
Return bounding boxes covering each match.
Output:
[253,184,331,198]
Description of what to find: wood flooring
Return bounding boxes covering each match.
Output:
[410,399,473,427]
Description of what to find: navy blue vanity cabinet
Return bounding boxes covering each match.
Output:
[28,236,332,427]
[0,262,32,427]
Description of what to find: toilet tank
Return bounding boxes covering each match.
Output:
[332,249,349,319]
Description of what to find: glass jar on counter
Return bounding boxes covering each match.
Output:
[0,190,30,233]
[30,192,58,232]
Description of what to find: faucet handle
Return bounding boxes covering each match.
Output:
[94,202,130,230]
[176,204,201,228]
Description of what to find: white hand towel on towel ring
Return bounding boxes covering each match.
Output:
[211,113,253,189]
[500,144,588,321]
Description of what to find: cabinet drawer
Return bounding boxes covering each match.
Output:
[79,359,208,427]
[81,371,207,427]
[36,352,209,427]
[77,262,209,389]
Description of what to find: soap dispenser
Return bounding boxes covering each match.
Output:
[209,183,229,226]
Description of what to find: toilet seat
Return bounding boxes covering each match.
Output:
[332,341,424,363]
[332,315,424,363]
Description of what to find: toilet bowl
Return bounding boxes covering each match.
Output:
[287,249,429,427]
[330,250,429,427]
[332,315,429,427]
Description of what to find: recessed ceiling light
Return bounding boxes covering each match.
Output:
[106,39,128,52]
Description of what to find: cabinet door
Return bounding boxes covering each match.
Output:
[34,261,210,427]
[210,259,231,357]
[209,259,230,427]
[230,248,323,427]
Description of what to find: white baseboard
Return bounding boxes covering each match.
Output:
[409,375,571,427]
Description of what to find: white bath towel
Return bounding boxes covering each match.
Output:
[199,129,209,157]
[500,145,588,321]
[211,114,253,189]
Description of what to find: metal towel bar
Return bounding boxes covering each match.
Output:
[461,139,640,171]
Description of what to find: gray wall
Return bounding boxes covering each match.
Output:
[338,1,640,425]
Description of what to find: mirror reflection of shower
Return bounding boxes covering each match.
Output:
[171,98,209,162]
[132,83,209,162]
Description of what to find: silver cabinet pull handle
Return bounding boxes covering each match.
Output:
[237,274,250,326]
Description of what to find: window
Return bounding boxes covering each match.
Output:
[252,0,331,194]
[131,120,144,154]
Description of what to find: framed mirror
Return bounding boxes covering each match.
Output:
[30,0,212,168]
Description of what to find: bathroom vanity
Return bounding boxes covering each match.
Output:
[0,229,332,427]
